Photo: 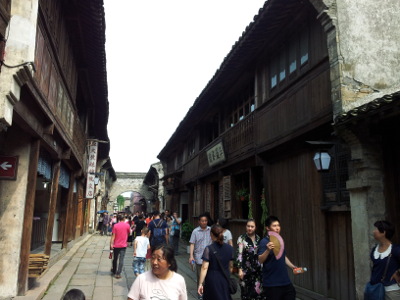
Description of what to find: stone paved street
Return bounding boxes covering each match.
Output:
[15,234,241,300]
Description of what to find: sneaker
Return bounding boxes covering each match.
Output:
[115,274,121,279]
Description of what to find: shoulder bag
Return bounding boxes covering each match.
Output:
[211,244,238,295]
[364,253,392,300]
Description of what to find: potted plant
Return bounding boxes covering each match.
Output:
[236,188,249,201]
[181,221,194,253]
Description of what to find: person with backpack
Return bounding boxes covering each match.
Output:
[148,211,169,247]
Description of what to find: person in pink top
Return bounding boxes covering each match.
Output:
[110,214,131,279]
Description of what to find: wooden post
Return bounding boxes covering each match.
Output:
[80,196,85,236]
[18,139,40,295]
[70,191,77,239]
[44,160,61,256]
[62,172,75,248]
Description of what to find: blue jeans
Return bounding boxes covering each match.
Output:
[133,257,146,275]
[112,247,126,275]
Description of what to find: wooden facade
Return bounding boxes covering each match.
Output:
[158,0,356,299]
[0,1,115,297]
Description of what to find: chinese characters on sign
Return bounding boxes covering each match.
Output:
[206,142,226,167]
[85,141,98,198]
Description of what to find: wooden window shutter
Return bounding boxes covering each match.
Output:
[223,176,232,218]
[206,183,212,213]
[194,184,202,217]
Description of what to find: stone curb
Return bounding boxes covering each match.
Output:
[13,234,93,300]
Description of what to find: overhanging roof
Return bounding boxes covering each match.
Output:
[334,91,400,127]
[157,0,314,159]
[65,0,110,161]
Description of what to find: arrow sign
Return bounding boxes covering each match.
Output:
[1,161,12,170]
[0,156,18,180]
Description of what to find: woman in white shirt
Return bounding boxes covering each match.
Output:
[127,245,187,300]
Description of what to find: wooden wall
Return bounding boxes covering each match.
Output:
[382,119,400,244]
[265,150,355,299]
[256,66,332,150]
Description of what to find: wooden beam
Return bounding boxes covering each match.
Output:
[62,172,76,248]
[18,139,40,295]
[43,123,54,135]
[62,148,71,160]
[44,161,61,256]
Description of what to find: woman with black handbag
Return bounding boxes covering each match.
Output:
[197,224,235,300]
[365,220,400,300]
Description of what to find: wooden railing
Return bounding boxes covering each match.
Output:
[189,113,256,180]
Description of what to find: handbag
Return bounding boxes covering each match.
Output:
[364,253,391,300]
[211,244,238,295]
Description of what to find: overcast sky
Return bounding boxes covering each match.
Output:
[104,1,266,173]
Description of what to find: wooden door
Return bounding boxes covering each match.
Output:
[266,150,355,299]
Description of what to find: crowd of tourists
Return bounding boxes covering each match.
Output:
[64,212,400,300]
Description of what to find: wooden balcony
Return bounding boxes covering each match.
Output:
[182,113,256,183]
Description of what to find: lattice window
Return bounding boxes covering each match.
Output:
[223,176,231,218]
[193,184,202,217]
[321,143,350,208]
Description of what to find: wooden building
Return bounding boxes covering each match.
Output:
[0,0,114,297]
[158,0,400,299]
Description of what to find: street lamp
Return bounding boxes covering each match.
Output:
[313,151,331,171]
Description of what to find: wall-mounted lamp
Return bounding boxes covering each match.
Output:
[94,176,100,185]
[313,151,331,171]
[43,179,50,189]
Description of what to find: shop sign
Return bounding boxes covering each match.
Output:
[206,142,226,167]
[85,141,98,198]
[0,155,18,180]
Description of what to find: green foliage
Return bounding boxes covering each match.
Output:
[261,188,269,236]
[236,188,249,200]
[248,199,253,219]
[117,195,125,211]
[181,221,194,244]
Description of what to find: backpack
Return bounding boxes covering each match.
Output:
[151,220,165,244]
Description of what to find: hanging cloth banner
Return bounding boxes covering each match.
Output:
[59,163,70,189]
[85,141,98,198]
[38,151,52,180]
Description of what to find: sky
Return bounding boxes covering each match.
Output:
[104,1,266,173]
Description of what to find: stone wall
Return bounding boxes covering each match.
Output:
[0,0,38,130]
[0,126,31,298]
[109,172,150,212]
[316,0,400,116]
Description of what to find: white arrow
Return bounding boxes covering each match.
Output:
[0,162,12,170]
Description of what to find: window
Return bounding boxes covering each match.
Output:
[289,39,297,74]
[321,143,350,209]
[268,27,309,91]
[270,59,278,88]
[176,151,183,168]
[300,30,309,65]
[226,95,255,129]
[250,97,255,112]
[187,138,195,158]
[279,51,286,81]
